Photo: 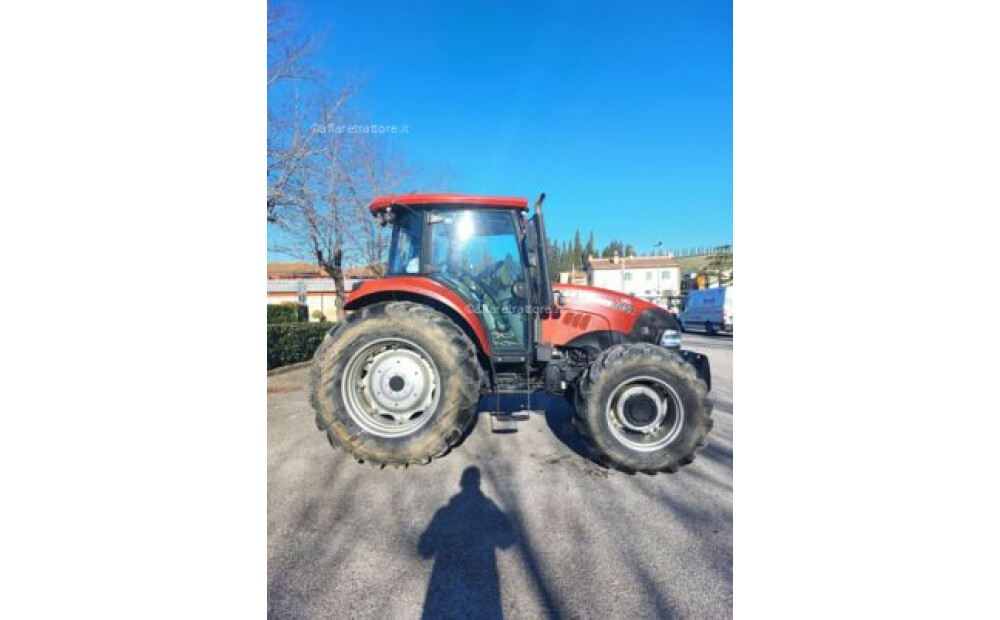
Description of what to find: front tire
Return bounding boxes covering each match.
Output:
[574,343,712,473]
[310,301,482,467]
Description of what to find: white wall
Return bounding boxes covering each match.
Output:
[589,266,681,298]
[591,269,622,291]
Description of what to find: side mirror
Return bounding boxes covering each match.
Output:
[511,281,527,299]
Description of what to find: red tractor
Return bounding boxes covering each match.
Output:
[311,193,713,473]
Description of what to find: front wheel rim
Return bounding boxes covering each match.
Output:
[341,338,440,438]
[605,376,685,452]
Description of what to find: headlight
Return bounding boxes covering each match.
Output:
[660,329,682,348]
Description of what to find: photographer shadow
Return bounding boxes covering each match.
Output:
[419,467,515,620]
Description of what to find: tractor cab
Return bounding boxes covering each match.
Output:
[369,194,554,361]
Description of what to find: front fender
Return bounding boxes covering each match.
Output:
[677,350,711,392]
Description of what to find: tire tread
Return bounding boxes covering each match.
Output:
[309,301,482,468]
[573,342,713,474]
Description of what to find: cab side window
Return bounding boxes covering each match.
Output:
[388,212,423,274]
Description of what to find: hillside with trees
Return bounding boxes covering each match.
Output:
[546,229,733,286]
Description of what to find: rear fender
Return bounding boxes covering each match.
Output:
[345,277,491,356]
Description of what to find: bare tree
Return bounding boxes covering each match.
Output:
[268,90,318,224]
[272,94,411,316]
[267,2,320,224]
[267,2,316,88]
[340,133,414,275]
[268,4,416,313]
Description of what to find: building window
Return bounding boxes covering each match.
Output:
[646,271,652,280]
[623,272,632,281]
[662,271,671,280]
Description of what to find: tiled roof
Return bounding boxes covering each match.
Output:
[345,266,382,279]
[588,255,681,270]
[267,262,327,277]
[267,262,381,279]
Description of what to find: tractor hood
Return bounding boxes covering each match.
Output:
[553,282,659,316]
[547,283,678,347]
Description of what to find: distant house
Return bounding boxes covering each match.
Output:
[586,252,682,302]
[266,262,380,321]
[558,269,588,286]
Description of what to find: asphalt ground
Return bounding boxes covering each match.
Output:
[268,332,732,619]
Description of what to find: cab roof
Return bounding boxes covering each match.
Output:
[368,193,529,214]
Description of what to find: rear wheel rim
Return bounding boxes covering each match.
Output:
[341,338,440,438]
[605,376,685,452]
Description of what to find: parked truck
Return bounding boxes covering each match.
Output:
[677,287,733,335]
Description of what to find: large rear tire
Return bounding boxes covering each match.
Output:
[310,301,482,467]
[574,343,712,473]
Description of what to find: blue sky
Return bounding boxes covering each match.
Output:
[272,0,731,258]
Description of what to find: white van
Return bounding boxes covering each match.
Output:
[678,287,733,335]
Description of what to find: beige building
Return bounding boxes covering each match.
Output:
[267,262,378,321]
[587,253,682,302]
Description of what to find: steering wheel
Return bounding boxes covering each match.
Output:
[457,271,512,334]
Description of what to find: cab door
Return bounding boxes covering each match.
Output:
[426,209,529,356]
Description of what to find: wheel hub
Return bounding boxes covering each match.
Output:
[615,385,666,433]
[605,376,685,452]
[364,348,436,421]
[340,338,441,438]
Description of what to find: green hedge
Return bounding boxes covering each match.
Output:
[267,322,335,370]
[268,303,307,324]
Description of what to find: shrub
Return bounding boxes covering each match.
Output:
[311,309,328,322]
[268,303,306,324]
[267,322,334,370]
